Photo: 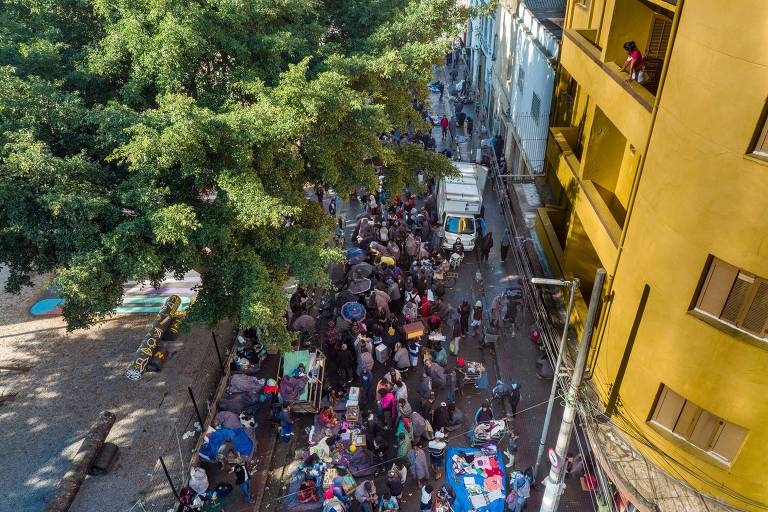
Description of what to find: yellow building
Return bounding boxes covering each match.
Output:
[538,0,768,509]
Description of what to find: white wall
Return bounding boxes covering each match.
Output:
[506,3,561,173]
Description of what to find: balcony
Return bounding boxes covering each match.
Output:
[560,28,653,152]
[546,127,620,271]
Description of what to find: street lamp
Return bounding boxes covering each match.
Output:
[530,276,579,481]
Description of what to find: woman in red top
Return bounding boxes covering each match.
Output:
[620,41,644,83]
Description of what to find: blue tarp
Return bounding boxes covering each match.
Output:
[445,447,506,512]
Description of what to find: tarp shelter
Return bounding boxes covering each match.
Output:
[278,349,326,413]
[445,447,506,512]
[346,247,366,264]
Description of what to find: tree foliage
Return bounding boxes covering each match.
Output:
[0,0,467,345]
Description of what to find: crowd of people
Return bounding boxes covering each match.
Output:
[276,179,523,512]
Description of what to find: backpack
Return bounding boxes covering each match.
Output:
[179,486,197,506]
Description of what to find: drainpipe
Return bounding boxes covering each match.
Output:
[591,0,685,374]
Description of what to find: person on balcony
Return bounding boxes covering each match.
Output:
[620,41,646,83]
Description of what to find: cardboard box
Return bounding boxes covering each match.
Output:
[348,387,360,406]
[404,321,425,340]
[375,344,389,363]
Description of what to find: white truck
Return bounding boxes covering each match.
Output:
[437,161,488,251]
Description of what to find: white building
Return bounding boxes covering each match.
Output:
[468,0,564,178]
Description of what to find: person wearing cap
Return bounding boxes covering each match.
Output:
[470,300,483,337]
[432,402,451,431]
[427,431,448,479]
[510,382,521,417]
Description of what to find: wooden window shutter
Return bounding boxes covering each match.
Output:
[696,258,738,317]
[688,410,719,450]
[672,400,702,438]
[741,279,768,335]
[643,15,673,94]
[646,15,673,59]
[720,272,754,323]
[755,116,768,156]
[652,386,685,429]
[711,421,749,462]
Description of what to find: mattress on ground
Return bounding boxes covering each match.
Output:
[283,350,311,401]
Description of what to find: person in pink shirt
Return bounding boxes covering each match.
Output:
[620,41,645,83]
[378,388,397,427]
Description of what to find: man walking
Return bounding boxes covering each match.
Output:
[481,232,494,262]
[500,231,511,262]
[440,115,449,139]
[438,81,445,101]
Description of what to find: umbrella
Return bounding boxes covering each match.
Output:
[292,314,316,333]
[346,247,367,265]
[351,262,374,279]
[341,302,366,322]
[348,278,372,295]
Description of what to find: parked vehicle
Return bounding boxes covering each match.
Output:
[437,162,488,251]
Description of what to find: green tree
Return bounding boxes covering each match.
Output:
[0,0,467,346]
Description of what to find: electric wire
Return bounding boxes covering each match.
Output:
[265,393,563,504]
[487,143,607,508]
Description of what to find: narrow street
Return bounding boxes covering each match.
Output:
[255,56,596,512]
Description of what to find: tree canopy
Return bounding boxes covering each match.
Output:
[0,0,466,345]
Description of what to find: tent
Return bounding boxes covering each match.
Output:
[445,447,506,512]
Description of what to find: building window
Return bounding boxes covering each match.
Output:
[751,103,768,158]
[694,256,768,339]
[651,384,748,463]
[517,66,525,92]
[531,93,541,123]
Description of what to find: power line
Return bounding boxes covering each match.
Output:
[265,393,563,505]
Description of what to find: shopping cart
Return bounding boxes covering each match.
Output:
[458,360,486,394]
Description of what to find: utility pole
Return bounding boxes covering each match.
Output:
[530,277,579,480]
[540,268,606,512]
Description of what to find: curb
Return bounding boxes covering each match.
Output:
[250,426,278,512]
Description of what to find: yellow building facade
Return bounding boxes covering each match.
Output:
[539,0,768,509]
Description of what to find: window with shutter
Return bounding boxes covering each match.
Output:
[696,258,738,316]
[651,385,749,463]
[711,422,749,462]
[752,108,768,157]
[720,272,753,323]
[643,14,673,95]
[651,386,685,430]
[741,279,768,335]
[688,410,719,450]
[672,400,701,438]
[694,257,768,341]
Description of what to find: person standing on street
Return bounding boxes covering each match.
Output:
[481,232,494,262]
[510,383,521,417]
[448,116,457,143]
[360,366,374,405]
[440,115,449,139]
[466,116,474,138]
[438,81,445,101]
[500,230,511,262]
[427,431,448,479]
[233,460,254,503]
[459,300,471,335]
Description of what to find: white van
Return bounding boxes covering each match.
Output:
[437,162,488,251]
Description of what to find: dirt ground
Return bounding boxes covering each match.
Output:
[0,268,228,512]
